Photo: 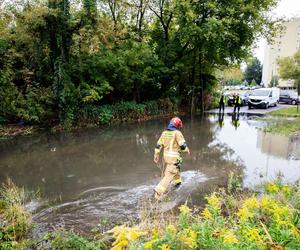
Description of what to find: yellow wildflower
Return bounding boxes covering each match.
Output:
[246,228,265,246]
[160,244,171,250]
[290,224,299,237]
[201,207,212,220]
[282,185,292,197]
[110,225,146,250]
[242,196,259,210]
[179,229,197,249]
[111,239,129,250]
[206,192,220,209]
[179,204,191,214]
[265,182,279,193]
[237,207,254,221]
[222,230,239,245]
[272,205,289,219]
[260,195,274,212]
[151,229,159,239]
[144,239,156,249]
[166,224,177,234]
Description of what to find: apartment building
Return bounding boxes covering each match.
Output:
[262,17,300,88]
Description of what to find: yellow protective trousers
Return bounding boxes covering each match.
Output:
[154,163,182,199]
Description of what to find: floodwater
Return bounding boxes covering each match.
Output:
[0,114,300,234]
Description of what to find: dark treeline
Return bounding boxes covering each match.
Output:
[0,0,278,126]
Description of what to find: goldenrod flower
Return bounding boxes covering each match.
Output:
[282,185,292,197]
[201,207,212,220]
[222,230,239,245]
[237,207,253,221]
[242,196,259,210]
[166,224,177,234]
[260,195,274,211]
[144,239,156,249]
[265,182,279,193]
[111,239,129,250]
[206,192,220,209]
[246,228,265,246]
[272,205,289,220]
[179,229,197,249]
[160,244,171,250]
[179,204,191,214]
[110,225,146,250]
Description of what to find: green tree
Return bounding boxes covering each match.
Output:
[244,57,263,84]
[278,50,300,87]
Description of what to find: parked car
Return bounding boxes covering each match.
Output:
[227,92,250,106]
[248,87,280,109]
[279,92,299,105]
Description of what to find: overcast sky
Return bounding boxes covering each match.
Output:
[254,0,300,63]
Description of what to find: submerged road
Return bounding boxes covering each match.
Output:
[206,104,294,115]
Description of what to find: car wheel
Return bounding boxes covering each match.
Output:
[265,103,269,109]
[274,102,277,107]
[248,105,252,109]
[292,100,296,105]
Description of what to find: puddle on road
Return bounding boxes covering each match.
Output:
[0,114,299,233]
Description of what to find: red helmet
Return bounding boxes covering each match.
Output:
[171,117,183,129]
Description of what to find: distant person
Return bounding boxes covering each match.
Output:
[231,112,240,130]
[219,93,226,113]
[218,112,224,128]
[153,117,190,201]
[233,93,241,114]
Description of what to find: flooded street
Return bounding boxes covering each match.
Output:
[0,114,300,233]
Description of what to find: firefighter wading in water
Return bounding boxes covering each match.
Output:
[154,117,190,200]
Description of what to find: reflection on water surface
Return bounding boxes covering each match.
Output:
[0,114,299,232]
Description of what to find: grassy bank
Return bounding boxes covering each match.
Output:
[0,99,180,139]
[262,107,300,136]
[1,178,299,249]
[0,180,111,249]
[269,107,300,117]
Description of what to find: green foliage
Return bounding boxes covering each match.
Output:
[110,180,300,250]
[0,0,279,125]
[49,231,106,250]
[278,50,300,86]
[263,107,300,136]
[263,118,300,136]
[98,105,113,124]
[113,101,146,119]
[0,180,32,249]
[244,58,263,84]
[269,107,300,117]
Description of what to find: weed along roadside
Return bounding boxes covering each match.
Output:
[1,178,299,249]
[262,107,300,136]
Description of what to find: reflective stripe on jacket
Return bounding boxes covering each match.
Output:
[155,130,188,164]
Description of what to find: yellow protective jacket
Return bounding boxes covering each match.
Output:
[154,130,189,164]
[234,96,242,105]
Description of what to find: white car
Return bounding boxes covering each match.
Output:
[248,88,280,109]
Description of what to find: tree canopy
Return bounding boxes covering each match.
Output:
[0,0,279,125]
[278,50,300,87]
[244,57,263,85]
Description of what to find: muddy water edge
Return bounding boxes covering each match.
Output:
[0,114,300,235]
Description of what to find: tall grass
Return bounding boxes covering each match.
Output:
[0,179,32,249]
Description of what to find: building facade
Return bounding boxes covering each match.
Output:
[262,17,300,88]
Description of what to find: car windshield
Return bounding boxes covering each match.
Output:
[253,89,270,96]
